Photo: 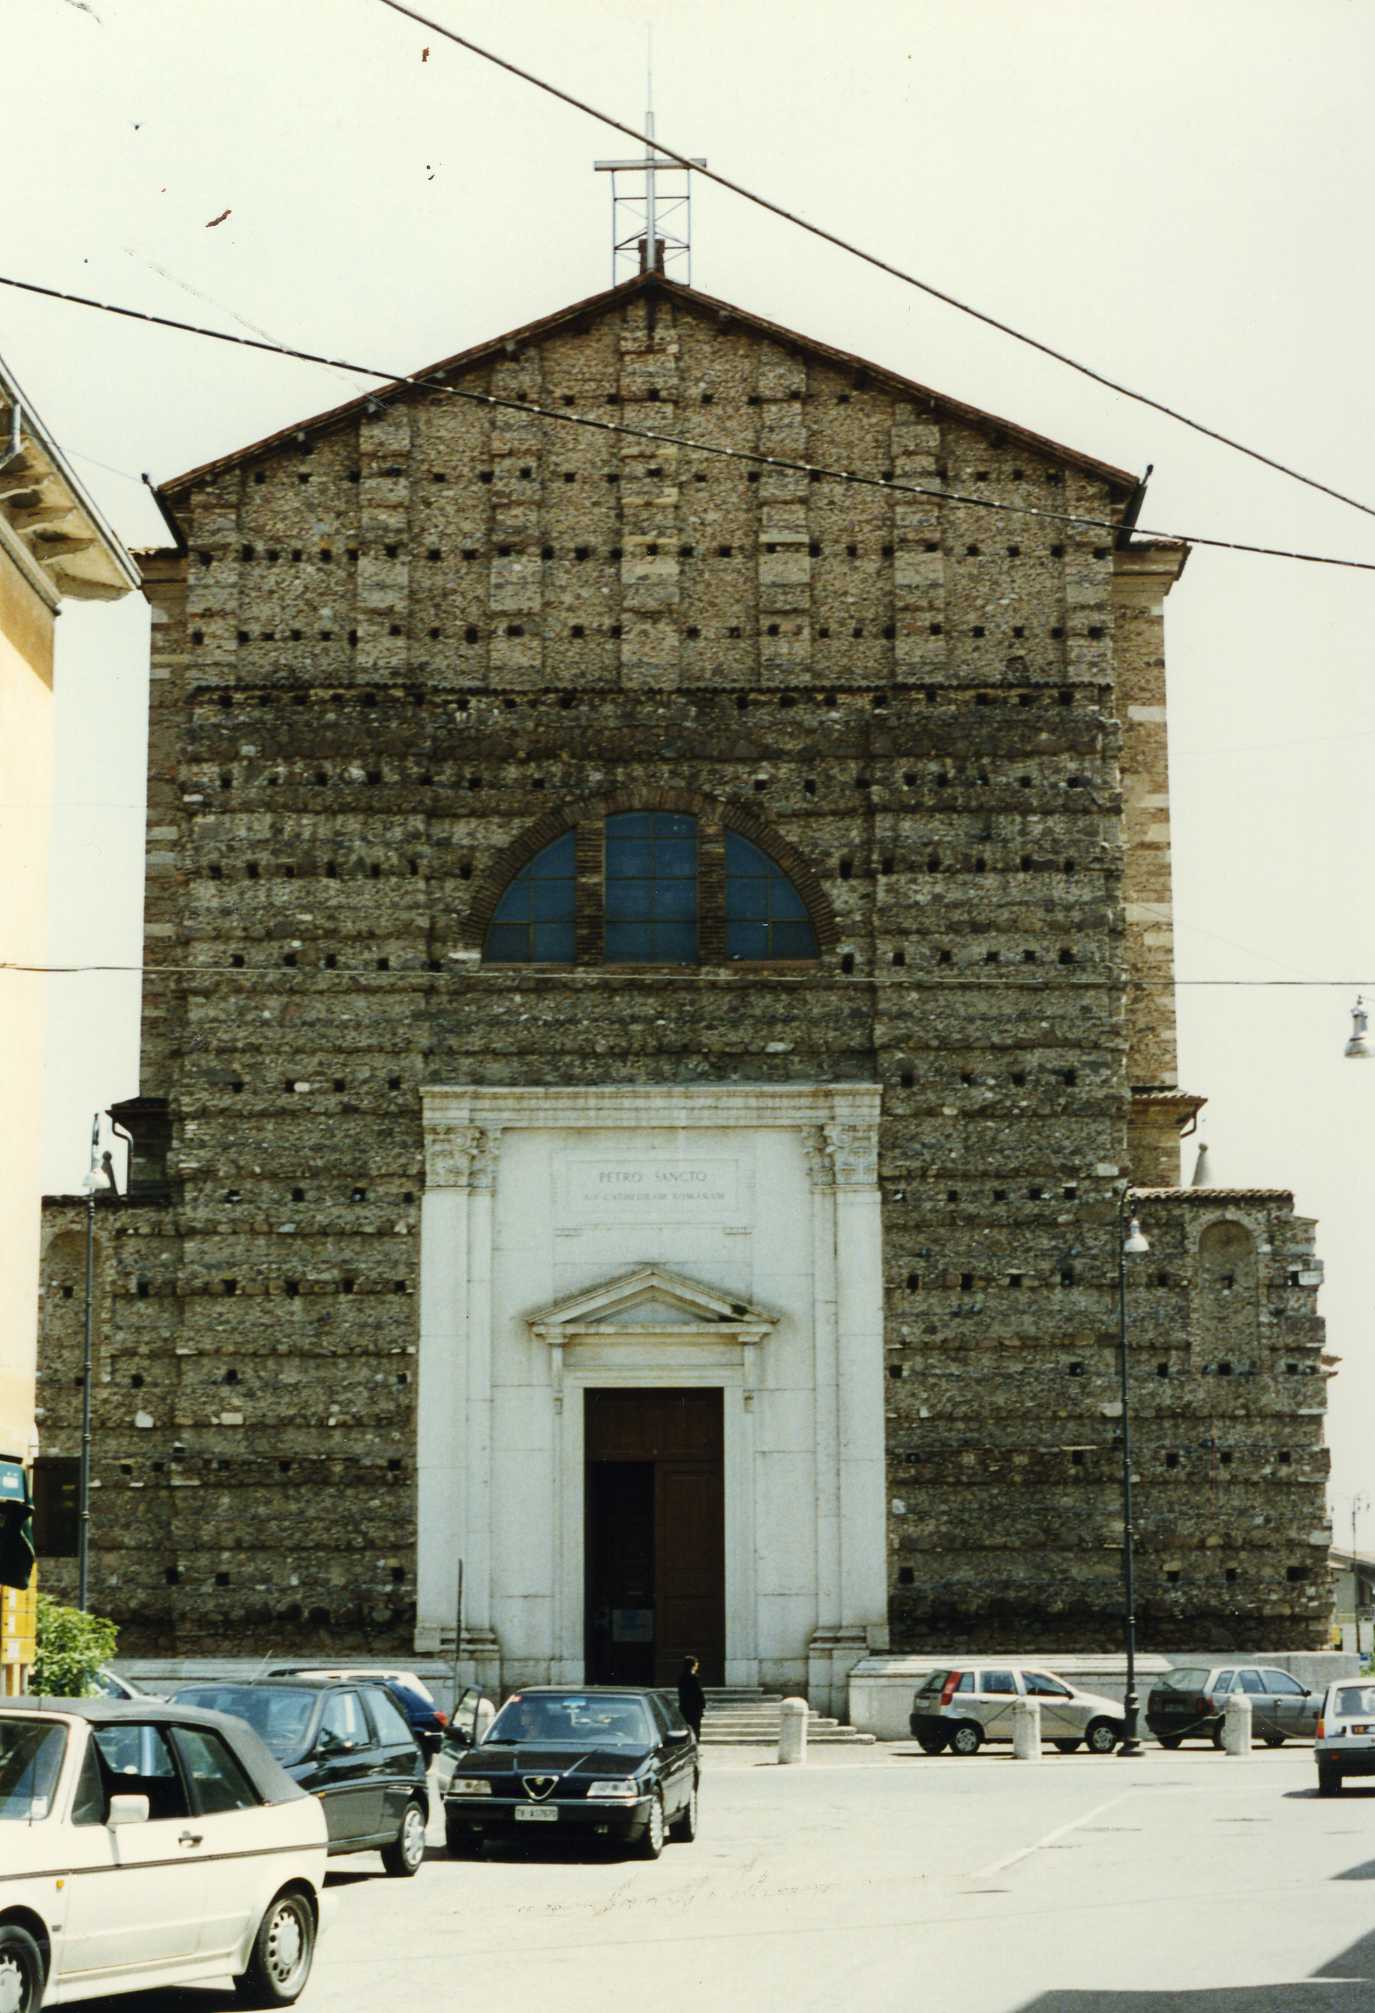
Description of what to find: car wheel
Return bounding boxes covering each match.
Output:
[1210,1722,1226,1750]
[669,1778,699,1842]
[1085,1719,1119,1755]
[1157,1735,1182,1750]
[1052,1739,1081,1754]
[949,1721,982,1757]
[0,1925,44,2013]
[445,1821,484,1858]
[1261,1733,1285,1749]
[234,1889,315,2007]
[917,1734,949,1756]
[637,1791,666,1859]
[1317,1762,1343,1798]
[381,1797,427,1877]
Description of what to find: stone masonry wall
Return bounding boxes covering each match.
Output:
[34,278,1330,1654]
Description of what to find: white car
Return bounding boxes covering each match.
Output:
[909,1663,1128,1754]
[0,1699,326,2011]
[1315,1678,1375,1796]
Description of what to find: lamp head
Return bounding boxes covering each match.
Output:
[1345,995,1372,1061]
[1123,1216,1150,1255]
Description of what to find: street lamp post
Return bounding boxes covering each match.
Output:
[78,1115,113,1613]
[1116,1194,1150,1757]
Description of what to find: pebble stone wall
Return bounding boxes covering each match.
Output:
[36,274,1331,1655]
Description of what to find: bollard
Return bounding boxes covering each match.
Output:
[1222,1687,1253,1756]
[1011,1695,1042,1759]
[778,1696,808,1765]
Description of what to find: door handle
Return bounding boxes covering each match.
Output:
[178,1830,203,1847]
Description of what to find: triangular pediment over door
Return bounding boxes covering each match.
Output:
[527,1264,777,1347]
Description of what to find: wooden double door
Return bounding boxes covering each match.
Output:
[584,1388,725,1687]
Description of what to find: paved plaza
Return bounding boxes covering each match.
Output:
[208,1743,1375,2013]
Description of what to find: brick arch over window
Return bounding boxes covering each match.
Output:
[464,792,837,962]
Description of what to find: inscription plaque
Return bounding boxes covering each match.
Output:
[560,1157,742,1224]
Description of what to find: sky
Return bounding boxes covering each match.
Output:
[13,0,1375,1552]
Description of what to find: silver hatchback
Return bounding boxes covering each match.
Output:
[909,1664,1127,1755]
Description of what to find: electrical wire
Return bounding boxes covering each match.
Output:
[1,959,1370,987]
[4,270,1375,574]
[373,0,1375,530]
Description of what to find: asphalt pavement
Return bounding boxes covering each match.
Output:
[124,1741,1375,2013]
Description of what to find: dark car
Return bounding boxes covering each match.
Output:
[443,1685,698,1860]
[265,1665,448,1758]
[167,1676,429,1875]
[1145,1664,1321,1748]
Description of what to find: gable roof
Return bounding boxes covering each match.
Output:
[154,269,1139,514]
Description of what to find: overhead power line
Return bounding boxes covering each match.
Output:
[374,0,1375,530]
[5,271,1375,574]
[1,959,1370,989]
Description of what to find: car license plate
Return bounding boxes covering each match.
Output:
[515,1805,558,1823]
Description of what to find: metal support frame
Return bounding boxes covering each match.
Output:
[595,108,706,285]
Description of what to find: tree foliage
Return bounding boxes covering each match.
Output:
[31,1595,117,1697]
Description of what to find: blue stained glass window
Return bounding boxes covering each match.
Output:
[725,831,819,960]
[604,812,698,963]
[483,829,576,962]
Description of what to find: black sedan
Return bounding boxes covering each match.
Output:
[443,1685,698,1860]
[168,1676,430,1875]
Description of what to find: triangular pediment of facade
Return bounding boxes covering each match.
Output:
[527,1265,777,1345]
[153,270,1137,515]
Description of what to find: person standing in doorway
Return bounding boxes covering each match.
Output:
[677,1654,706,1743]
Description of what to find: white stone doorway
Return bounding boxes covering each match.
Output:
[415,1085,888,1715]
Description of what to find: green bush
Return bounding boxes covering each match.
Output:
[31,1595,117,1698]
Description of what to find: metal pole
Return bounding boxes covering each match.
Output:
[1116,1194,1140,1756]
[78,1177,95,1612]
[451,1557,464,1717]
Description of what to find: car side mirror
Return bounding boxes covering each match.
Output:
[444,1726,472,1749]
[317,1728,349,1754]
[108,1794,150,1828]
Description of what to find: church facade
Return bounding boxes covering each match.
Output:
[37,272,1332,1702]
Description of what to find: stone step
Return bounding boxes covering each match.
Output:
[699,1699,875,1745]
[703,1714,844,1729]
[701,1729,876,1746]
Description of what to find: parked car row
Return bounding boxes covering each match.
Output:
[907,1661,1343,1768]
[2,1669,699,2011]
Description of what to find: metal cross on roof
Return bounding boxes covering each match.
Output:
[594,61,705,284]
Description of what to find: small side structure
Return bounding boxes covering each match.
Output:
[1,355,138,1689]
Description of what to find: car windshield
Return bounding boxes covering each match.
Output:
[171,1685,316,1760]
[1333,1685,1375,1719]
[0,1721,65,1821]
[485,1693,652,1746]
[1155,1668,1211,1690]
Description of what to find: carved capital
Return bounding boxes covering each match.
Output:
[470,1126,502,1191]
[821,1120,879,1189]
[427,1123,492,1189]
[802,1127,835,1190]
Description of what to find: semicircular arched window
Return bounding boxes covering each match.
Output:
[724,831,819,960]
[481,813,824,965]
[604,811,699,964]
[482,829,576,963]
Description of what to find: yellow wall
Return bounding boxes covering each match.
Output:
[0,545,55,1683]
